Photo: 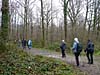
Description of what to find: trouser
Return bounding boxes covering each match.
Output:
[86,51,93,64]
[28,45,32,49]
[22,44,26,49]
[61,50,66,58]
[74,52,80,66]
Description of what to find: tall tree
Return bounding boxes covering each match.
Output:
[1,0,9,40]
[50,0,53,44]
[68,0,82,38]
[41,0,45,47]
[93,0,97,33]
[44,2,51,45]
[87,0,94,39]
[24,0,28,39]
[0,0,9,50]
[84,0,89,30]
[96,0,100,40]
[63,0,69,42]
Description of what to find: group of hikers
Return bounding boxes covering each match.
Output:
[60,38,94,66]
[17,37,94,67]
[17,39,32,49]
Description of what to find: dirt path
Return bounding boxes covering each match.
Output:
[25,48,100,75]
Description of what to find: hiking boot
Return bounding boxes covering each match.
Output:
[90,62,93,64]
[87,62,90,64]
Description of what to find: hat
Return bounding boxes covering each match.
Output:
[74,38,79,43]
[62,40,65,42]
[88,39,90,42]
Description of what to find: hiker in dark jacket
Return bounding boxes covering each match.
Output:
[22,39,27,49]
[85,40,94,64]
[72,38,80,66]
[60,40,66,58]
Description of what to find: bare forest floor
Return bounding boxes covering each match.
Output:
[25,48,100,75]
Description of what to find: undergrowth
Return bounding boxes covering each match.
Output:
[0,48,87,75]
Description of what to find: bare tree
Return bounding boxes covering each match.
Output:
[63,0,70,42]
[96,0,100,40]
[84,0,89,30]
[68,0,82,39]
[40,0,45,47]
[44,2,51,45]
[50,0,53,44]
[9,0,36,40]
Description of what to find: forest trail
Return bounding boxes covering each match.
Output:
[25,48,100,75]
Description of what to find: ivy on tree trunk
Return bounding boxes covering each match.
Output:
[0,0,9,51]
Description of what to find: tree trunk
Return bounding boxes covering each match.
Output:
[96,23,100,40]
[84,0,88,30]
[41,0,45,47]
[93,0,97,33]
[0,0,9,50]
[50,0,53,44]
[63,0,69,42]
[1,0,9,40]
[46,15,49,45]
[23,0,28,40]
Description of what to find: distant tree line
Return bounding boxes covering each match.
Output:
[0,0,100,50]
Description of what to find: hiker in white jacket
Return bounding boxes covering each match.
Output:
[28,39,32,49]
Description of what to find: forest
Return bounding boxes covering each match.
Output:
[0,0,100,75]
[0,0,100,50]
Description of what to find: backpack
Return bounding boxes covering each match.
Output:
[77,43,82,53]
[88,42,94,52]
[28,40,32,46]
[60,43,66,50]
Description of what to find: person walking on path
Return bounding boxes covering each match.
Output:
[27,39,32,49]
[72,38,80,66]
[85,40,94,64]
[60,40,66,58]
[17,39,21,47]
[22,38,27,49]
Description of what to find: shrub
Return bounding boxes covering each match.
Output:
[46,42,60,52]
